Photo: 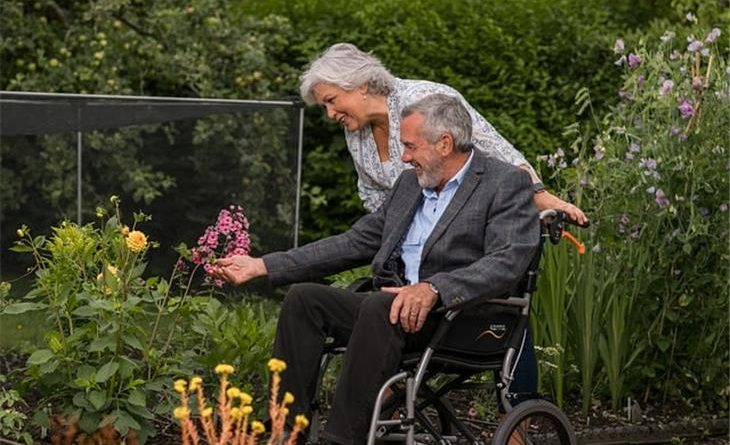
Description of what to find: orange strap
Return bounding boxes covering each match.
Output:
[561,230,586,255]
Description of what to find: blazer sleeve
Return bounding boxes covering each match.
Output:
[427,169,539,308]
[262,204,386,286]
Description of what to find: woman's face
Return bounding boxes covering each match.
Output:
[312,83,368,131]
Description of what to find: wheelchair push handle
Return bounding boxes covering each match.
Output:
[539,209,588,254]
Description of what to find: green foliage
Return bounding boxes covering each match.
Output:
[2,199,212,442]
[0,375,33,445]
[190,297,279,400]
[537,16,729,411]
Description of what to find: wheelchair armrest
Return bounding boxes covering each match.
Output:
[437,293,528,314]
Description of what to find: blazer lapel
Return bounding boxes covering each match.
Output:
[421,152,485,260]
[382,178,423,253]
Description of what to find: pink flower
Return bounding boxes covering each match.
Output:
[191,205,252,286]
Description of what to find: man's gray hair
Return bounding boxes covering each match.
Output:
[300,43,396,104]
[401,94,473,153]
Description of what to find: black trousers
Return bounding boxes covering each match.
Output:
[273,283,440,445]
[272,282,538,445]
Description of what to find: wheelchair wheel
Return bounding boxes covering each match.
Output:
[491,399,576,445]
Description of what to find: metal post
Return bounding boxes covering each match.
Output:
[294,105,304,248]
[77,130,82,224]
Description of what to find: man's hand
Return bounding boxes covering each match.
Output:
[210,255,267,286]
[381,282,439,333]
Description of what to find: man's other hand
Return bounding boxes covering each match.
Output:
[382,282,439,333]
[210,255,267,286]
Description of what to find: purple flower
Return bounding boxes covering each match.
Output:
[620,214,631,225]
[613,38,625,54]
[639,157,657,171]
[670,126,681,136]
[655,189,670,209]
[625,152,634,161]
[687,39,703,52]
[628,53,642,69]
[700,48,710,57]
[580,175,589,186]
[630,142,641,153]
[705,28,721,43]
[720,203,728,212]
[594,145,605,160]
[678,100,695,119]
[692,76,704,89]
[630,224,642,240]
[659,79,674,96]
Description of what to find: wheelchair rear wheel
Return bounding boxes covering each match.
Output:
[491,399,576,445]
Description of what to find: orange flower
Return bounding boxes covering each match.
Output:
[126,230,147,252]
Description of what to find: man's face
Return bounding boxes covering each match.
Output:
[400,113,443,189]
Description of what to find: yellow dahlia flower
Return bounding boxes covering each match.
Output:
[126,230,147,252]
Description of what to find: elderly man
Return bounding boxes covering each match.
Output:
[213,93,539,445]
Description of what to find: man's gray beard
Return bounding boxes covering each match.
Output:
[416,171,439,189]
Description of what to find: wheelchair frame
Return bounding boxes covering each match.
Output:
[310,209,581,445]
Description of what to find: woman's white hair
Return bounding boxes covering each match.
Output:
[299,43,396,104]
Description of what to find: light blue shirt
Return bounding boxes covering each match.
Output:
[401,151,474,284]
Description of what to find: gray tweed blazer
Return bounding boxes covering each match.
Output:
[263,151,539,308]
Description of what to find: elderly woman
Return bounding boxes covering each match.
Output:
[300,42,587,224]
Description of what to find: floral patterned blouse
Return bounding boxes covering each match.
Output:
[345,78,536,212]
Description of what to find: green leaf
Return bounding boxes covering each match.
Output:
[125,403,154,420]
[33,410,50,428]
[656,337,671,352]
[88,390,107,410]
[78,411,102,433]
[9,244,33,253]
[39,359,60,375]
[122,333,143,351]
[77,365,96,381]
[27,349,54,365]
[96,362,119,383]
[89,335,117,353]
[73,305,99,317]
[3,302,47,314]
[114,410,141,435]
[73,391,93,410]
[127,389,146,407]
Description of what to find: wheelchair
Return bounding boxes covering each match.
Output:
[309,209,584,445]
